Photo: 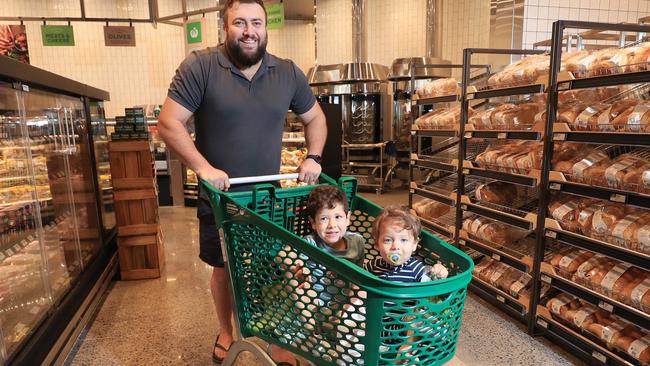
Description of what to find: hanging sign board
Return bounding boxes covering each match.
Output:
[266,3,285,29]
[0,25,29,63]
[185,20,203,44]
[104,26,136,47]
[41,25,75,46]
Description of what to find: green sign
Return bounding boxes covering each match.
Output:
[266,3,285,29]
[41,25,75,46]
[186,21,202,44]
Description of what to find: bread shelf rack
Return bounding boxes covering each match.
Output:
[454,48,551,326]
[540,270,650,330]
[408,63,467,240]
[527,20,650,365]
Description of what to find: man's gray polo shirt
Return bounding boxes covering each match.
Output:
[167,45,316,202]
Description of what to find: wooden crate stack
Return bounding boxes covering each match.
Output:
[108,140,165,280]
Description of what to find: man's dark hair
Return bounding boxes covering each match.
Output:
[306,186,349,220]
[222,0,267,24]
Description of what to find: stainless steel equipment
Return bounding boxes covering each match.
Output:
[387,57,453,183]
[308,62,391,193]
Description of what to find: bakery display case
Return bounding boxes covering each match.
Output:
[0,56,113,366]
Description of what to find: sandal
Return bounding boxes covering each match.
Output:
[276,360,301,366]
[212,335,232,364]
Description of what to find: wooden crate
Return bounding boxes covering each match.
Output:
[108,140,155,189]
[117,229,165,280]
[113,188,159,228]
[109,140,164,280]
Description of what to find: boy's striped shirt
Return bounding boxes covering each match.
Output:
[364,257,425,282]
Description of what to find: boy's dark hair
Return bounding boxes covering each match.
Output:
[306,186,349,220]
[372,205,421,242]
[222,0,267,24]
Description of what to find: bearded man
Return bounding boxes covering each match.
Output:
[158,1,326,364]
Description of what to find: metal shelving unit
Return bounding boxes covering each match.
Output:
[457,48,549,324]
[528,20,650,366]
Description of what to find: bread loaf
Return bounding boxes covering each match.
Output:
[610,213,650,250]
[571,151,610,182]
[572,255,613,288]
[492,102,544,130]
[591,204,627,237]
[475,181,518,205]
[565,303,599,329]
[598,263,633,298]
[472,258,495,276]
[550,249,595,277]
[627,335,650,363]
[413,199,451,220]
[508,272,532,298]
[574,103,611,131]
[416,78,459,98]
[546,293,580,318]
[629,276,650,312]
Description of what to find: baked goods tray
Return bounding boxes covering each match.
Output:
[463,160,540,187]
[458,229,534,273]
[461,194,538,231]
[549,173,650,211]
[539,268,650,331]
[469,274,528,321]
[545,219,650,273]
[464,177,540,218]
[418,210,457,239]
[536,304,643,366]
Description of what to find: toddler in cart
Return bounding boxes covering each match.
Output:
[268,185,366,363]
[364,205,449,361]
[364,205,448,282]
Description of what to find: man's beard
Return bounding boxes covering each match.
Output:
[225,35,267,68]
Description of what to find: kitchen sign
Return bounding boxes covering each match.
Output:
[266,3,285,30]
[104,26,136,47]
[41,25,75,46]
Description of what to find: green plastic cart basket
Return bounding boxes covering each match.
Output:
[202,173,474,366]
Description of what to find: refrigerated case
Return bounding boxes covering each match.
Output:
[0,57,114,365]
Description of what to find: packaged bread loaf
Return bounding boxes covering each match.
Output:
[565,303,600,329]
[468,104,516,129]
[475,181,519,205]
[472,258,496,277]
[610,213,650,250]
[591,203,628,238]
[574,103,612,131]
[416,78,459,98]
[549,195,589,229]
[508,272,532,298]
[413,199,450,220]
[586,316,628,346]
[611,101,650,133]
[604,154,647,189]
[629,42,650,72]
[626,334,650,363]
[546,293,580,318]
[492,102,544,130]
[627,276,650,312]
[622,163,650,194]
[549,248,595,277]
[572,255,614,288]
[597,262,634,298]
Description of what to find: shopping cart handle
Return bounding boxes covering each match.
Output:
[229,173,299,185]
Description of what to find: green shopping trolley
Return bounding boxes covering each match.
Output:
[202,173,474,366]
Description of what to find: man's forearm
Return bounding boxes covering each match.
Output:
[304,113,327,155]
[158,118,212,174]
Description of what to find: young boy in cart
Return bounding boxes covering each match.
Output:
[269,185,366,363]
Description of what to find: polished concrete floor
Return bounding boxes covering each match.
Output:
[64,189,584,366]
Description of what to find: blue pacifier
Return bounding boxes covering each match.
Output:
[387,251,402,266]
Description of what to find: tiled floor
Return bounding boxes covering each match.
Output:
[64,189,584,366]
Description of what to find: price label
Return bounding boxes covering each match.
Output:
[541,274,552,284]
[536,318,548,329]
[21,240,28,247]
[463,169,470,175]
[610,194,626,203]
[545,230,557,239]
[549,183,561,191]
[464,132,473,139]
[496,295,506,303]
[591,351,606,363]
[461,204,468,210]
[459,239,466,246]
[491,253,501,261]
[5,249,14,257]
[27,235,34,241]
[554,133,567,141]
[497,132,507,139]
[598,301,614,313]
[12,244,20,252]
[409,189,415,194]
